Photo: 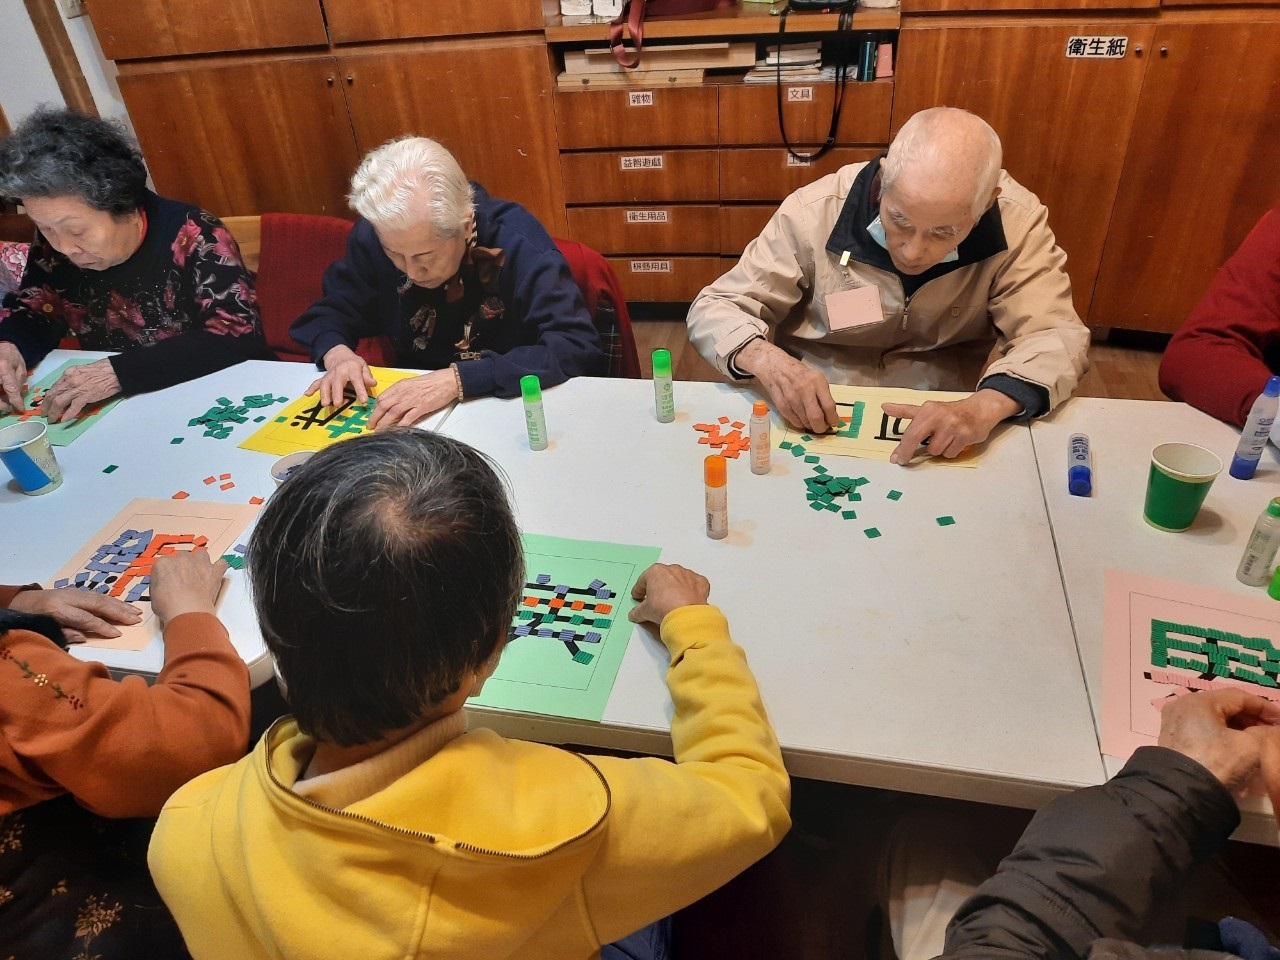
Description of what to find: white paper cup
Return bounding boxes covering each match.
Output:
[0,420,63,495]
[270,451,315,487]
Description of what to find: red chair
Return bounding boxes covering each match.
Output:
[554,237,640,380]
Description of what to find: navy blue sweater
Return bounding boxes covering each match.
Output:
[289,185,604,399]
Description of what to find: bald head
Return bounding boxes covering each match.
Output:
[883,108,1002,221]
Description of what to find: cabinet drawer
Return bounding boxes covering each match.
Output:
[720,147,880,202]
[720,205,777,255]
[608,256,725,301]
[720,80,893,146]
[324,0,542,43]
[568,205,719,254]
[556,87,719,149]
[561,150,720,203]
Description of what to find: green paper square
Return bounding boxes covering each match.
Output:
[842,510,857,520]
[887,490,903,501]
[936,515,956,526]
[170,437,184,444]
[864,527,881,539]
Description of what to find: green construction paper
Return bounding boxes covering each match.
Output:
[936,515,956,526]
[864,527,881,538]
[469,533,661,722]
[887,490,903,501]
[0,360,125,446]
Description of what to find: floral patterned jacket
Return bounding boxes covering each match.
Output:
[0,191,272,395]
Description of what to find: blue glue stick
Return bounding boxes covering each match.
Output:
[1068,433,1092,496]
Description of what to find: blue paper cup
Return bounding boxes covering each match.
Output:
[0,420,63,495]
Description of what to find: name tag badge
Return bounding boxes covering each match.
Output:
[826,284,884,331]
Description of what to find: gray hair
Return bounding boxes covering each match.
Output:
[249,429,523,746]
[0,106,148,215]
[883,107,1003,221]
[347,136,475,237]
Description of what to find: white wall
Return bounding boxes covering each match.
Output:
[0,0,133,131]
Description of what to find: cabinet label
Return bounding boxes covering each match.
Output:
[626,210,669,223]
[629,260,673,273]
[628,91,655,106]
[620,155,665,170]
[786,154,812,167]
[1065,36,1128,58]
[786,87,814,102]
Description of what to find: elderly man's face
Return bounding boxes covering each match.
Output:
[878,176,980,276]
[376,218,470,289]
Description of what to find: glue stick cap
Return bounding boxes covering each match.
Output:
[1068,464,1092,496]
[519,375,542,402]
[653,349,672,378]
[704,454,727,487]
[1266,375,1280,398]
[753,400,768,417]
[1269,566,1280,601]
[1268,498,1280,519]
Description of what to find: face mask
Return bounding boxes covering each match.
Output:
[866,215,959,265]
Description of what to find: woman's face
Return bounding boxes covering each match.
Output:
[374,217,471,289]
[22,195,144,271]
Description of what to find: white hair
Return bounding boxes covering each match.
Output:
[882,107,1003,220]
[348,136,475,237]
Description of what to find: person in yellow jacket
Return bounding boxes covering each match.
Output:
[148,428,791,960]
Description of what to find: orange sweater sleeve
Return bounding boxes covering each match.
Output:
[0,611,251,817]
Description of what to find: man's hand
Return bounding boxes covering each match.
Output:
[367,369,459,430]
[307,344,377,408]
[8,587,143,642]
[1157,688,1280,801]
[148,550,228,625]
[40,358,122,422]
[0,341,29,414]
[734,339,840,434]
[629,563,711,629]
[882,388,1019,465]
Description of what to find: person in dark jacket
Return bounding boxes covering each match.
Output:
[882,689,1280,960]
[0,108,270,421]
[290,136,604,429]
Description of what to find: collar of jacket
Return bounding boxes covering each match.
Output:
[824,155,1009,285]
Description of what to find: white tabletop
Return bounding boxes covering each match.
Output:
[443,377,1106,808]
[1033,398,1280,842]
[0,352,451,686]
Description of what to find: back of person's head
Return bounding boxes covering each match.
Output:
[883,107,1003,220]
[248,429,523,746]
[0,106,148,215]
[347,135,475,238]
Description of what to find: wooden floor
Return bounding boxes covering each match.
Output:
[627,319,1280,958]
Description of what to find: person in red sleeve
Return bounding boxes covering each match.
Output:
[1160,209,1280,427]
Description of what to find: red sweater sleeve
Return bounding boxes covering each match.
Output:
[1159,209,1280,427]
[0,611,251,817]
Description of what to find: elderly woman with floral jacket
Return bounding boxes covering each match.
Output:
[0,108,271,422]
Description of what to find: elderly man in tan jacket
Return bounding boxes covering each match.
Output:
[687,107,1089,464]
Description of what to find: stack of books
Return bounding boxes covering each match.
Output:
[743,41,836,83]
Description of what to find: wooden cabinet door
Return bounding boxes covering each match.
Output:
[720,147,880,202]
[902,0,1155,10]
[90,0,328,59]
[560,150,721,204]
[892,20,1155,323]
[1091,19,1280,333]
[555,87,719,149]
[322,0,543,44]
[117,58,360,218]
[719,79,893,146]
[340,39,567,236]
[567,205,720,254]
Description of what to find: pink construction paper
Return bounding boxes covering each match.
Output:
[1101,569,1280,763]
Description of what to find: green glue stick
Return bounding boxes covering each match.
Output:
[653,349,675,423]
[520,375,548,451]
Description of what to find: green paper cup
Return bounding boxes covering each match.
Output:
[1143,442,1222,531]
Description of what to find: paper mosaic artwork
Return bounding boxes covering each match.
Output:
[0,360,123,445]
[45,498,260,651]
[777,385,977,464]
[237,367,423,456]
[469,533,661,722]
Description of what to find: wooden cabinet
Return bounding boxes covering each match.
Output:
[1090,16,1280,332]
[89,0,328,59]
[322,0,544,45]
[550,8,899,299]
[892,18,1154,323]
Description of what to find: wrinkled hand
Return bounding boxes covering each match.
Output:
[367,369,459,430]
[629,563,711,631]
[148,550,228,625]
[308,345,377,408]
[735,339,839,435]
[882,389,1019,465]
[0,341,29,414]
[1157,688,1280,803]
[8,586,142,642]
[41,358,122,422]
